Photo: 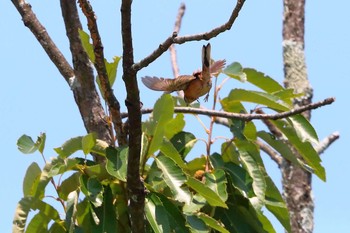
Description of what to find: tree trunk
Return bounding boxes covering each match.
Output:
[282,0,315,232]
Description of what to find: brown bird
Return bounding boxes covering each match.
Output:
[142,43,226,104]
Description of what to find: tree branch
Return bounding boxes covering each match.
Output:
[256,140,283,166]
[122,97,334,120]
[121,0,145,232]
[11,0,74,82]
[316,131,340,155]
[78,0,126,145]
[60,0,113,162]
[132,0,246,71]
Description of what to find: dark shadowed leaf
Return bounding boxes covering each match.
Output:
[145,192,171,233]
[106,146,128,181]
[170,131,197,158]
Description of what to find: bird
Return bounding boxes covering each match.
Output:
[141,43,226,104]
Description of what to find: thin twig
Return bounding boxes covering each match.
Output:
[122,97,335,120]
[169,3,186,79]
[316,131,340,155]
[78,0,126,145]
[256,140,283,166]
[11,0,74,82]
[132,0,246,71]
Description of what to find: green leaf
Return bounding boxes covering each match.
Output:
[101,185,118,233]
[223,89,291,112]
[272,119,326,181]
[257,131,300,166]
[106,146,128,181]
[97,57,121,98]
[26,212,49,233]
[78,29,95,62]
[170,131,197,158]
[145,94,175,155]
[65,190,78,232]
[23,162,41,197]
[204,169,228,203]
[48,222,66,233]
[164,113,185,139]
[145,192,171,233]
[185,214,208,233]
[87,177,104,207]
[82,133,97,155]
[54,136,108,158]
[58,172,81,201]
[154,192,190,233]
[186,177,227,208]
[236,140,266,209]
[264,176,291,233]
[13,197,31,233]
[17,135,37,154]
[288,115,319,144]
[160,139,187,169]
[155,155,191,204]
[223,62,247,82]
[197,212,229,233]
[224,162,253,195]
[242,68,284,93]
[37,132,46,154]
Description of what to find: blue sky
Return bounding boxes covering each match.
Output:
[1,1,349,232]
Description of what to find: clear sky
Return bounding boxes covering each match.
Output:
[1,1,349,232]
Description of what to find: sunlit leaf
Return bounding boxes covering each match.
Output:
[197,212,229,233]
[164,113,185,139]
[186,177,227,208]
[37,132,46,154]
[17,135,37,154]
[23,162,41,197]
[223,62,247,82]
[145,192,171,233]
[65,191,78,232]
[106,146,128,181]
[160,139,187,169]
[288,115,319,144]
[58,172,81,201]
[82,133,97,155]
[242,68,284,93]
[155,155,191,204]
[204,169,228,203]
[26,212,49,233]
[78,29,95,62]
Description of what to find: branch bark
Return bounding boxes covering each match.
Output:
[121,97,335,120]
[132,0,246,71]
[121,0,145,232]
[78,0,126,145]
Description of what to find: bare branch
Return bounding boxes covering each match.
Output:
[132,0,246,71]
[256,140,283,166]
[11,0,74,82]
[169,3,186,79]
[123,97,335,120]
[316,131,340,155]
[78,0,126,145]
[121,0,145,232]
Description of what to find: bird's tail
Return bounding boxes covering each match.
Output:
[202,43,211,78]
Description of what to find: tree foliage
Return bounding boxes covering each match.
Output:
[13,60,328,232]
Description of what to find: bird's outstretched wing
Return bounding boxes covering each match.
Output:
[142,75,196,92]
[210,59,226,77]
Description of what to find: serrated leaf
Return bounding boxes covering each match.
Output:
[186,177,227,208]
[23,162,41,197]
[197,212,229,233]
[223,89,291,112]
[82,133,97,155]
[17,135,37,154]
[78,29,95,62]
[257,131,300,166]
[155,155,191,204]
[235,140,266,209]
[204,169,228,203]
[243,68,284,93]
[58,172,81,201]
[223,62,247,82]
[106,146,128,181]
[146,94,175,155]
[185,214,208,233]
[170,131,197,158]
[160,139,187,169]
[164,113,185,139]
[288,115,319,144]
[37,132,46,154]
[145,193,171,233]
[272,119,325,181]
[54,136,108,158]
[264,176,291,233]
